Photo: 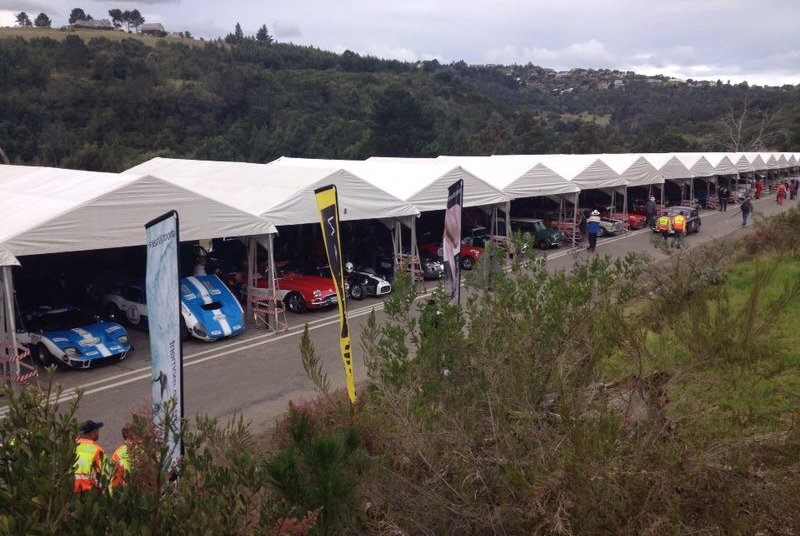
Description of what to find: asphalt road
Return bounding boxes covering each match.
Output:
[3,195,795,447]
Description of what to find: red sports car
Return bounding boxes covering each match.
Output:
[419,241,485,270]
[226,261,338,314]
[600,207,646,230]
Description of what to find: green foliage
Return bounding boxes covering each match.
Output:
[300,323,331,397]
[2,33,797,169]
[33,13,51,28]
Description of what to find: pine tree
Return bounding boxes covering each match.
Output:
[15,12,32,27]
[255,24,273,44]
[34,12,52,27]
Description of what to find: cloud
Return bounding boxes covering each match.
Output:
[273,19,301,39]
[0,0,54,12]
[103,0,179,3]
[484,39,614,68]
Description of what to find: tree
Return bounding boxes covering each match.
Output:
[0,145,9,165]
[34,12,51,27]
[68,8,88,24]
[255,24,273,44]
[718,94,780,151]
[235,22,244,42]
[370,86,434,156]
[128,9,145,32]
[108,9,123,28]
[15,12,32,27]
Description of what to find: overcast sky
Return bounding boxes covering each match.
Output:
[1,0,799,85]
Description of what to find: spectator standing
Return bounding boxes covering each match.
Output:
[193,255,207,276]
[670,211,686,249]
[755,179,764,199]
[740,196,753,227]
[644,196,657,228]
[110,425,133,491]
[656,212,671,247]
[586,210,601,253]
[74,420,106,493]
[719,186,729,211]
[777,182,786,205]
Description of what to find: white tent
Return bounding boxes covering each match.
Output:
[435,155,579,198]
[274,157,507,211]
[703,153,739,176]
[743,153,768,172]
[494,154,623,189]
[674,153,715,178]
[597,154,662,188]
[126,157,419,225]
[638,154,693,180]
[1,165,276,259]
[731,153,756,174]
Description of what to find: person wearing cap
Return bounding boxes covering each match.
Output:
[644,196,657,229]
[110,425,133,490]
[74,420,106,493]
[586,210,601,253]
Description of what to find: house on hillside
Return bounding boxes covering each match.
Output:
[139,23,166,36]
[73,19,113,30]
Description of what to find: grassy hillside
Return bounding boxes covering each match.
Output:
[1,31,799,173]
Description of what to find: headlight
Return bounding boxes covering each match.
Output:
[193,323,207,337]
[313,290,322,298]
[64,347,81,357]
[118,335,129,345]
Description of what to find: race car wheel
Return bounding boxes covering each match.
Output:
[35,344,55,367]
[285,293,306,314]
[537,240,549,250]
[461,256,475,270]
[350,284,365,300]
[598,227,607,237]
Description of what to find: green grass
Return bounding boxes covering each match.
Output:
[0,27,210,48]
[603,254,800,444]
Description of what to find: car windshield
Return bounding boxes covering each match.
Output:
[533,221,546,232]
[25,308,94,332]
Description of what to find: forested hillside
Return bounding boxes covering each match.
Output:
[2,30,800,172]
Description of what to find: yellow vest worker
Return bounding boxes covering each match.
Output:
[111,444,130,489]
[672,214,686,232]
[656,215,671,231]
[74,420,106,493]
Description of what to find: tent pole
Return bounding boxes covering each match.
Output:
[622,187,628,224]
[572,192,578,248]
[505,200,511,240]
[246,238,256,324]
[4,266,19,380]
[660,183,665,207]
[410,216,418,281]
[267,233,277,332]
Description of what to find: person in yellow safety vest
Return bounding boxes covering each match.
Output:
[110,425,132,490]
[74,420,106,493]
[671,211,687,249]
[656,213,671,245]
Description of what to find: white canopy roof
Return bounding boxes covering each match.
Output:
[702,153,739,176]
[436,155,580,199]
[789,155,797,166]
[638,154,694,181]
[673,154,715,177]
[491,154,624,189]
[777,154,789,168]
[126,157,419,226]
[731,154,755,173]
[0,245,19,267]
[0,165,276,264]
[277,157,508,211]
[742,153,767,171]
[763,154,780,170]
[597,154,663,187]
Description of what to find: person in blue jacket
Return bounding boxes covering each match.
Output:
[586,210,601,253]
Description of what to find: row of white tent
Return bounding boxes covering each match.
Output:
[1,151,798,372]
[2,151,799,268]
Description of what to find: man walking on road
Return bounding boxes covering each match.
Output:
[586,210,601,253]
[656,212,671,248]
[670,211,686,249]
[740,196,753,227]
[777,182,786,205]
[645,196,657,228]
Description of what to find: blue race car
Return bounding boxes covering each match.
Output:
[18,306,132,369]
[103,275,244,342]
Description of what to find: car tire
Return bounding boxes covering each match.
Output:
[461,256,475,270]
[598,227,607,237]
[35,344,55,367]
[537,239,549,250]
[285,293,306,314]
[350,284,364,300]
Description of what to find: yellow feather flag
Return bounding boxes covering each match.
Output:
[314,185,356,403]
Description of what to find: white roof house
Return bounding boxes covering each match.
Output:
[0,165,275,265]
[126,157,419,226]
[275,157,509,211]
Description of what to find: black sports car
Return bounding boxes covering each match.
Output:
[651,206,702,234]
